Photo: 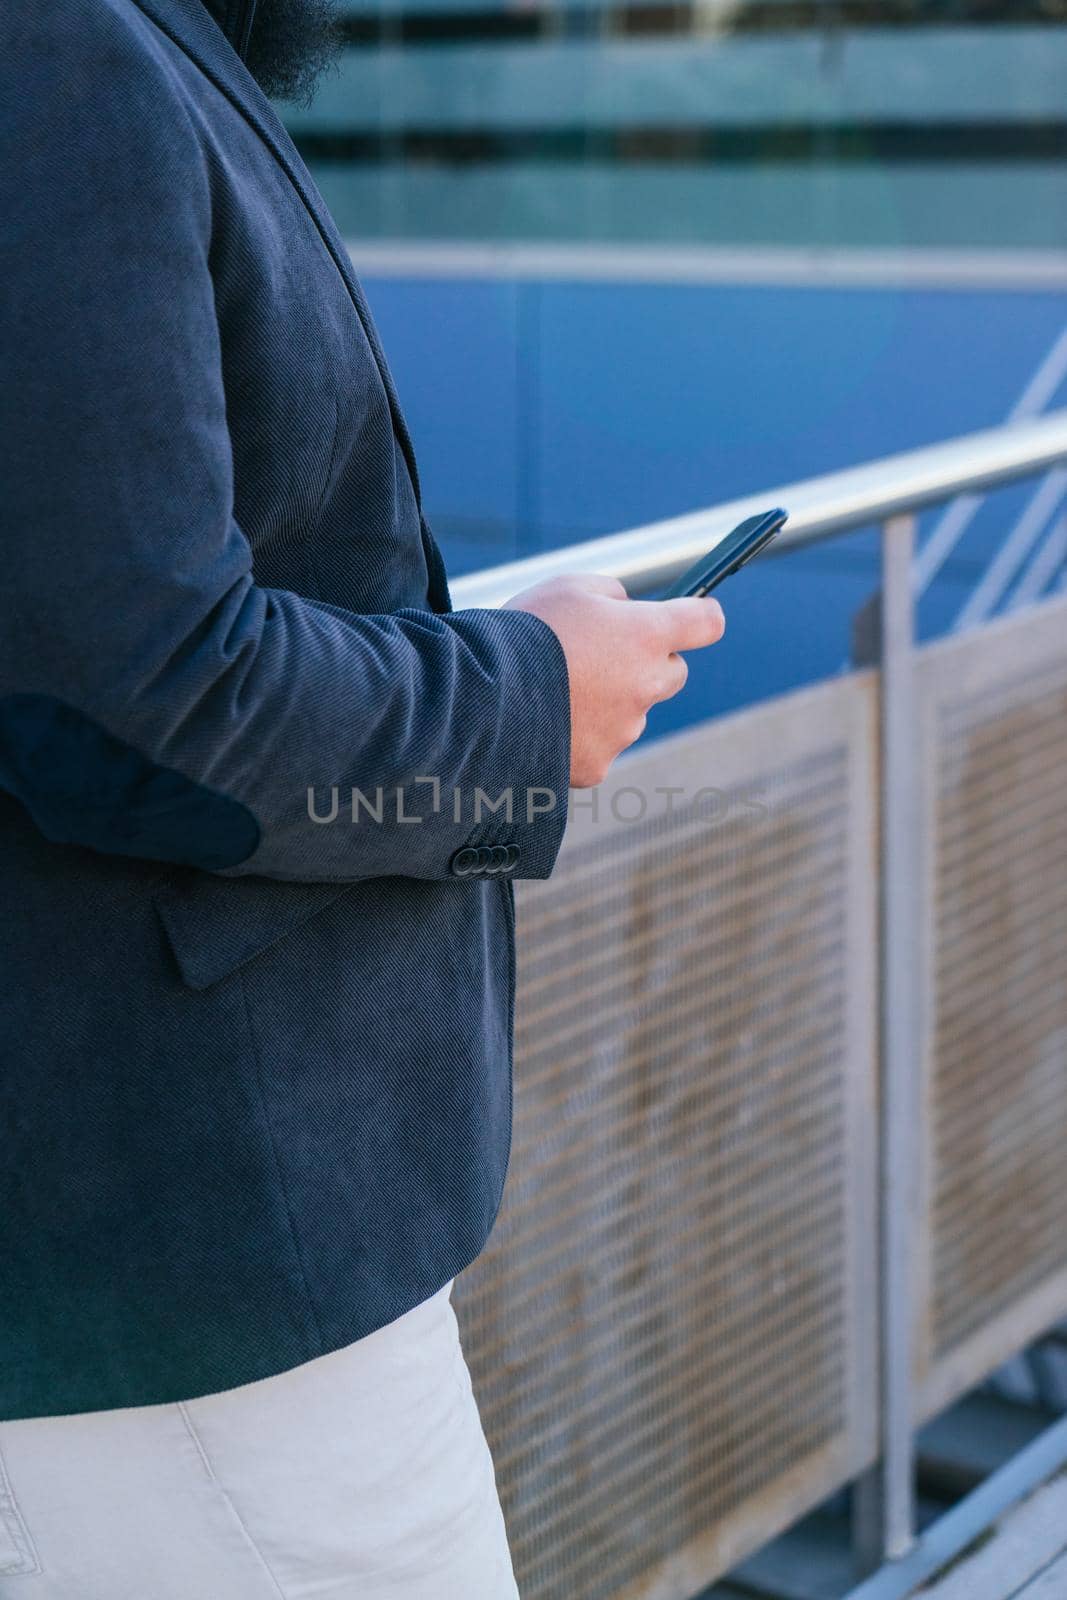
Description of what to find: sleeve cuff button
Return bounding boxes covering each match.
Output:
[450,847,480,876]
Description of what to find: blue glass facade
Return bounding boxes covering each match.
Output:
[287,2,1067,248]
[280,3,1067,718]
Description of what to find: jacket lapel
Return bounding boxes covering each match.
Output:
[131,0,423,511]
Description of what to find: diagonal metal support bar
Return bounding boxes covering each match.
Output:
[954,466,1067,631]
[911,322,1067,597]
[1008,514,1067,610]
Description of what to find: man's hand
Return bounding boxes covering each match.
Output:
[503,575,725,788]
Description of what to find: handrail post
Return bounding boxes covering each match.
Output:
[853,513,921,1571]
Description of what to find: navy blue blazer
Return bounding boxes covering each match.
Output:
[0,0,571,1418]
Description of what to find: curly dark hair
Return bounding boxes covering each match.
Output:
[243,0,344,107]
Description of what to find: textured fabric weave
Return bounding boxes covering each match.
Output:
[0,0,571,1418]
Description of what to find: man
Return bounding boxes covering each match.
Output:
[0,1,724,1594]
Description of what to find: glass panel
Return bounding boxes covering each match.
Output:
[283,1,1067,249]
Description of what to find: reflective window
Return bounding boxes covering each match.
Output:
[284,0,1067,248]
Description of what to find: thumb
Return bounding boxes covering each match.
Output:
[655,595,726,651]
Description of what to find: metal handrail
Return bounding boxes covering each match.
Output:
[449,409,1067,1586]
[450,410,1067,609]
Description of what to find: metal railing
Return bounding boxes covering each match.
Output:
[451,411,1067,610]
[448,410,1067,1599]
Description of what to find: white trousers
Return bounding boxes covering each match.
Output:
[0,1281,520,1600]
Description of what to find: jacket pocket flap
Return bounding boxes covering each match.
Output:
[154,872,352,991]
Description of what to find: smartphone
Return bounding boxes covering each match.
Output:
[657,507,788,599]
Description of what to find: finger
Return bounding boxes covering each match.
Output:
[620,713,647,752]
[654,595,725,651]
[649,652,689,704]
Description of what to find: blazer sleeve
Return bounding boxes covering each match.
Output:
[0,16,571,884]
